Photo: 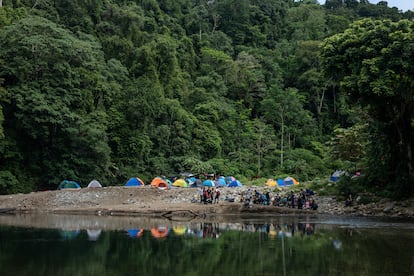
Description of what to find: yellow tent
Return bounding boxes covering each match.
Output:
[266,179,277,187]
[266,179,282,191]
[172,179,188,188]
[173,225,187,235]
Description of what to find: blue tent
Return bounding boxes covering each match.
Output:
[203,180,215,187]
[125,177,145,186]
[58,180,81,189]
[190,179,203,188]
[225,176,236,185]
[330,170,345,182]
[277,179,285,186]
[228,180,242,187]
[187,176,197,185]
[127,229,144,238]
[283,177,295,186]
[60,230,80,240]
[215,177,227,187]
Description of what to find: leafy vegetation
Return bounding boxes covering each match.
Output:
[0,0,412,198]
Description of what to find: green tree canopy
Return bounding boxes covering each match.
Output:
[321,19,414,196]
[0,16,113,189]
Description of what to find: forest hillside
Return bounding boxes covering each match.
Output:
[0,0,413,198]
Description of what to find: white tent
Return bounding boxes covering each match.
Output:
[87,179,102,188]
[87,229,102,241]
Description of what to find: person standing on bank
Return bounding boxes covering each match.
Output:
[214,188,220,203]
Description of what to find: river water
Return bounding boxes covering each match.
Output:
[0,214,412,276]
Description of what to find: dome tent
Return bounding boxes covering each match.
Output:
[151,177,169,190]
[228,180,242,187]
[172,178,188,188]
[284,176,299,186]
[58,180,81,190]
[125,177,145,187]
[87,179,102,188]
[266,179,277,187]
[203,180,215,187]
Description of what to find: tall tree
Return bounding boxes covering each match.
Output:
[0,16,113,189]
[321,19,414,196]
[262,85,313,168]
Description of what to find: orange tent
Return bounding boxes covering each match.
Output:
[284,176,299,186]
[151,226,169,238]
[151,177,169,190]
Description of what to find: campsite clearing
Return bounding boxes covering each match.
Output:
[0,186,412,218]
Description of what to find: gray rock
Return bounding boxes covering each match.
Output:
[383,203,394,213]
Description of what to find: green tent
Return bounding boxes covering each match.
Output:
[58,180,81,190]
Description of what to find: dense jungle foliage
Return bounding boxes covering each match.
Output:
[0,0,413,197]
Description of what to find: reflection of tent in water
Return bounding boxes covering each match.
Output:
[58,180,81,190]
[151,177,169,190]
[125,177,145,187]
[172,178,188,188]
[269,230,278,238]
[87,229,102,241]
[87,179,102,188]
[127,229,144,238]
[151,226,169,238]
[278,231,292,238]
[172,225,187,235]
[60,230,80,240]
[333,239,342,250]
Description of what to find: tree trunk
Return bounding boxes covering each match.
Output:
[257,134,262,177]
[332,83,337,113]
[280,116,284,167]
[212,14,220,34]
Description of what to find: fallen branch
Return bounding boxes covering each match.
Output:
[0,208,16,214]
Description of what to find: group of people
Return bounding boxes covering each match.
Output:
[199,187,220,204]
[240,188,319,211]
[240,189,272,206]
[286,190,318,210]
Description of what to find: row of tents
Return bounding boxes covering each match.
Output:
[58,179,102,189]
[58,175,300,190]
[126,176,243,189]
[57,176,244,190]
[265,176,299,187]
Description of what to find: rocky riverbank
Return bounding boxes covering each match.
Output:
[0,186,413,219]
